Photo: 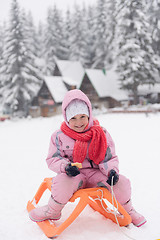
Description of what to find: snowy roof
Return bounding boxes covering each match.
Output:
[56,60,85,88]
[105,67,128,101]
[138,83,160,95]
[85,68,128,101]
[44,76,68,103]
[85,69,108,97]
[62,77,77,86]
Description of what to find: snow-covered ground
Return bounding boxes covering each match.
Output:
[0,112,160,240]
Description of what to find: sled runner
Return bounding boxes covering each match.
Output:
[27,177,132,238]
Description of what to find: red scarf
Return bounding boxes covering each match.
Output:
[61,120,107,165]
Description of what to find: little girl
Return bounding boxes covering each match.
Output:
[29,89,146,227]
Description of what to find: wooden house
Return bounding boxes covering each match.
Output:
[30,60,129,117]
[137,83,160,104]
[30,60,85,117]
[30,76,68,117]
[80,68,128,108]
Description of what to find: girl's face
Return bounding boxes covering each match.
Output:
[69,114,89,132]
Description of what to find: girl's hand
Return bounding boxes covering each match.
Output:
[65,163,80,177]
[107,169,119,185]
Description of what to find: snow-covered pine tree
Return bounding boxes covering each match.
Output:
[36,22,45,59]
[0,23,4,79]
[0,22,9,108]
[0,0,42,116]
[0,24,3,66]
[51,5,68,60]
[43,7,56,75]
[84,5,97,68]
[55,8,70,60]
[23,11,40,58]
[61,8,72,60]
[116,0,160,104]
[44,5,70,74]
[148,0,160,59]
[92,0,109,69]
[43,6,60,75]
[21,10,44,81]
[104,0,118,68]
[0,24,3,96]
[69,4,89,66]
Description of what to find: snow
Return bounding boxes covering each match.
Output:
[44,76,68,103]
[85,69,109,97]
[85,67,128,101]
[138,83,160,95]
[56,60,85,88]
[105,66,129,101]
[62,77,78,86]
[0,112,160,240]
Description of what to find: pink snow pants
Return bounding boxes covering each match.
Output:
[51,168,131,205]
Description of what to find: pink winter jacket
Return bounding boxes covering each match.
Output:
[46,90,119,177]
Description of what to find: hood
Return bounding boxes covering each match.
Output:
[62,89,93,130]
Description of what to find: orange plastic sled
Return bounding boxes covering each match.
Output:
[27,178,132,238]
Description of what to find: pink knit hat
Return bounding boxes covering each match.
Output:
[66,99,89,122]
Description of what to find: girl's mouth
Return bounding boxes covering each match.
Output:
[75,125,84,129]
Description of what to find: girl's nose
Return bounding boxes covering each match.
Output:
[75,119,82,125]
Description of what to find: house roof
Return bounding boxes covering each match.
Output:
[44,76,68,103]
[85,67,128,101]
[104,67,128,101]
[56,60,85,88]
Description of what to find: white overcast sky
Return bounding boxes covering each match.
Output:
[0,0,97,25]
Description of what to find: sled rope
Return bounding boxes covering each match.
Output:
[110,176,137,240]
[94,177,137,240]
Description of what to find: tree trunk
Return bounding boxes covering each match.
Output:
[133,82,139,105]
